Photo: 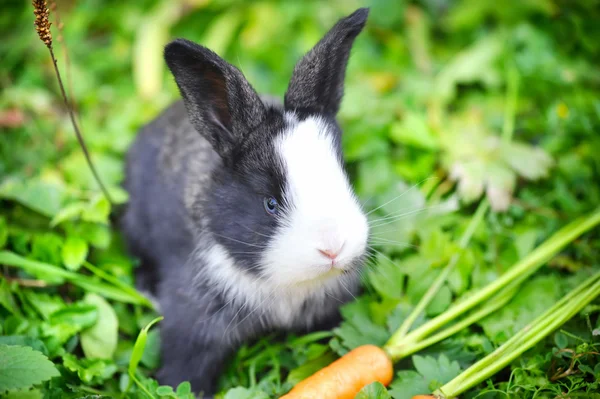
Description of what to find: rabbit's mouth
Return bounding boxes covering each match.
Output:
[289,257,362,288]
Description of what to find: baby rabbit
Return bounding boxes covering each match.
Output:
[121,7,370,396]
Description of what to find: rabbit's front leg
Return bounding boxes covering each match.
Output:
[155,296,236,398]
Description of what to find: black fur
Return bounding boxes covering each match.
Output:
[285,8,369,116]
[120,8,369,397]
[203,108,290,274]
[164,38,268,162]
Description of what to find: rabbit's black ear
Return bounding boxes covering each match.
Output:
[284,8,368,116]
[164,39,267,159]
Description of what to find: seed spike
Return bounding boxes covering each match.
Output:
[33,0,53,48]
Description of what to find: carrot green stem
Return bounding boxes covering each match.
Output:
[385,207,600,350]
[389,200,489,342]
[445,272,599,387]
[386,281,518,361]
[436,271,600,398]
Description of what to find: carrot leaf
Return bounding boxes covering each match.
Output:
[355,381,391,399]
[389,354,462,399]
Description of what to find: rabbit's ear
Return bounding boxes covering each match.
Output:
[284,8,368,116]
[164,39,267,159]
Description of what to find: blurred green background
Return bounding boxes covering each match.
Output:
[1,0,600,398]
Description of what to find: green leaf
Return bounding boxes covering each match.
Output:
[0,179,65,217]
[357,156,396,197]
[285,352,337,386]
[434,34,503,104]
[0,344,60,391]
[425,284,453,316]
[413,354,462,390]
[80,294,118,360]
[386,302,427,334]
[368,181,458,250]
[77,223,111,249]
[355,381,391,399]
[176,381,192,396]
[60,151,123,191]
[368,253,406,300]
[1,389,43,399]
[331,298,389,355]
[49,303,98,330]
[40,321,81,348]
[128,316,163,377]
[61,236,89,271]
[140,329,161,369]
[30,233,63,268]
[0,336,47,357]
[389,370,429,399]
[223,387,269,399]
[441,114,554,211]
[0,216,7,249]
[23,291,66,320]
[202,9,244,56]
[343,125,389,161]
[133,1,180,99]
[49,202,86,227]
[0,278,20,315]
[61,353,118,385]
[478,274,562,344]
[389,354,462,399]
[554,332,568,349]
[389,112,439,150]
[81,195,110,224]
[500,141,554,181]
[155,385,177,397]
[0,251,151,306]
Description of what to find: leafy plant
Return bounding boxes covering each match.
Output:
[0,344,59,391]
[1,0,599,398]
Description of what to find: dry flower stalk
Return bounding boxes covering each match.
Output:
[32,0,113,205]
[33,0,52,48]
[49,0,77,115]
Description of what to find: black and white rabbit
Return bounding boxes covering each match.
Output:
[121,7,370,396]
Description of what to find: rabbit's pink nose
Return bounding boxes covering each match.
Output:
[318,242,345,260]
[318,248,339,260]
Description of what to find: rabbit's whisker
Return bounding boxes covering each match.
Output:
[365,176,437,216]
[211,232,268,248]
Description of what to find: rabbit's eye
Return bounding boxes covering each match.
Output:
[263,197,279,215]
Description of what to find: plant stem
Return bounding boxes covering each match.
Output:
[388,200,489,342]
[386,207,600,349]
[48,47,113,205]
[82,261,151,305]
[437,272,600,398]
[0,250,152,306]
[444,272,600,388]
[130,373,155,399]
[387,281,518,361]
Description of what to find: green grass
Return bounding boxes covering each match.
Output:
[1,0,600,398]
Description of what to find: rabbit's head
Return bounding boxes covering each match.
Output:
[165,9,370,292]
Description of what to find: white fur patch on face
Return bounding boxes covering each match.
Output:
[199,240,355,328]
[262,115,369,288]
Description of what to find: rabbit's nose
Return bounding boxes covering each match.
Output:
[317,241,345,260]
[318,248,339,260]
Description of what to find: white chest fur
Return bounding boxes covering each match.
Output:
[199,242,349,329]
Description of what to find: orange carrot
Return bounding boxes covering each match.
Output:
[412,396,435,399]
[280,345,393,399]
